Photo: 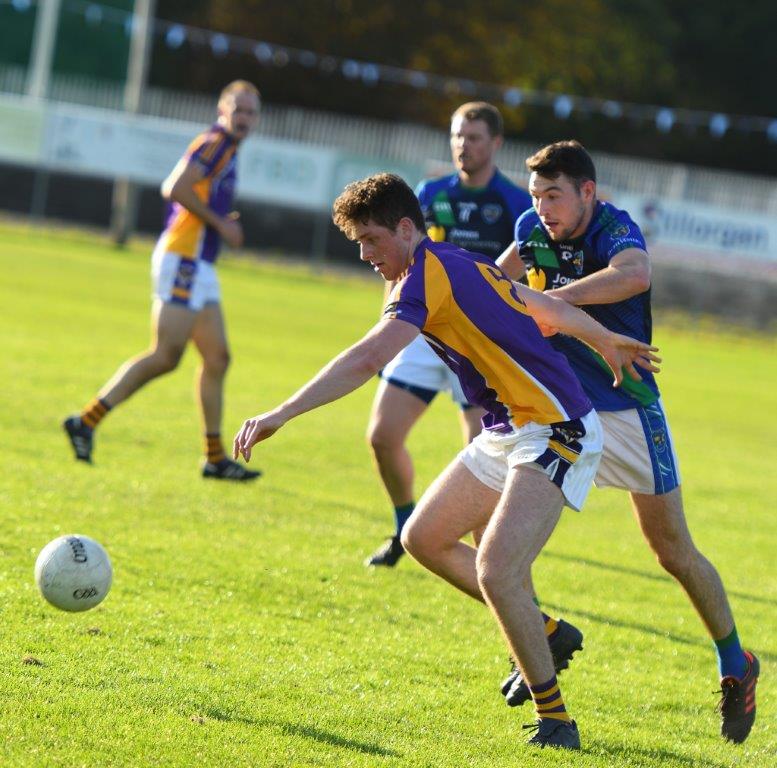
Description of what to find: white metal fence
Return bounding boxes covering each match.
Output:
[2,65,776,216]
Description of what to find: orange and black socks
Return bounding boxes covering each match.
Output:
[80,398,111,430]
[205,433,227,465]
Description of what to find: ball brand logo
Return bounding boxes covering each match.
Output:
[67,537,88,564]
[73,587,98,600]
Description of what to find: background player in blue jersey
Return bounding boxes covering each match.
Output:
[494,140,758,743]
[63,81,261,481]
[234,173,658,749]
[365,102,532,567]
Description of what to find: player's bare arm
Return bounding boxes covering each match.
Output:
[495,241,527,281]
[381,278,398,315]
[513,281,660,386]
[161,159,243,248]
[544,247,651,305]
[234,318,420,461]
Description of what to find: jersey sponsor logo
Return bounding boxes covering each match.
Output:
[433,200,454,217]
[448,228,480,240]
[457,201,479,223]
[550,273,578,288]
[481,203,503,224]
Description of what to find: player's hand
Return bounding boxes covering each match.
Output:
[599,333,661,387]
[218,213,244,248]
[233,411,286,462]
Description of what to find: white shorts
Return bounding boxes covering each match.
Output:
[596,399,681,495]
[381,335,468,406]
[459,410,603,511]
[151,247,220,312]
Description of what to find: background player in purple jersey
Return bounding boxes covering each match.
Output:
[233,173,659,750]
[365,102,531,567]
[63,81,261,481]
[494,141,758,743]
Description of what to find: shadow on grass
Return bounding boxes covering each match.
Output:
[195,709,400,758]
[542,601,776,664]
[272,721,401,757]
[588,739,731,768]
[543,550,777,608]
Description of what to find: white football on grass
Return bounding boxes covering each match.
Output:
[34,534,112,612]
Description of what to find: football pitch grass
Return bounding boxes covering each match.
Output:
[0,220,775,767]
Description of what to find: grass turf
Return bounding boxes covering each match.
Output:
[0,221,775,767]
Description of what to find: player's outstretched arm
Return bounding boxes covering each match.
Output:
[233,318,420,461]
[513,282,660,387]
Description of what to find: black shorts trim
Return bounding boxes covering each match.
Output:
[383,376,438,405]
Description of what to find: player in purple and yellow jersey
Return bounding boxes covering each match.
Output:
[233,174,659,750]
[491,141,758,743]
[365,102,531,568]
[63,80,261,481]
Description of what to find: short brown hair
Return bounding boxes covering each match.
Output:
[219,80,260,103]
[332,173,425,239]
[451,101,503,137]
[526,140,596,187]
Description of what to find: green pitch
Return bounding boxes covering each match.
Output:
[0,221,774,767]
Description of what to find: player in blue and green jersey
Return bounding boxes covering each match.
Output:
[365,102,531,568]
[495,141,758,744]
[234,173,659,749]
[63,81,261,481]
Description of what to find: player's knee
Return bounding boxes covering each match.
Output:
[204,349,230,376]
[399,524,416,558]
[400,517,426,561]
[653,542,694,579]
[367,424,401,457]
[401,517,441,564]
[475,547,513,599]
[152,344,185,373]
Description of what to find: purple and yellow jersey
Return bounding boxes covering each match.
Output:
[384,238,592,432]
[157,124,238,264]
